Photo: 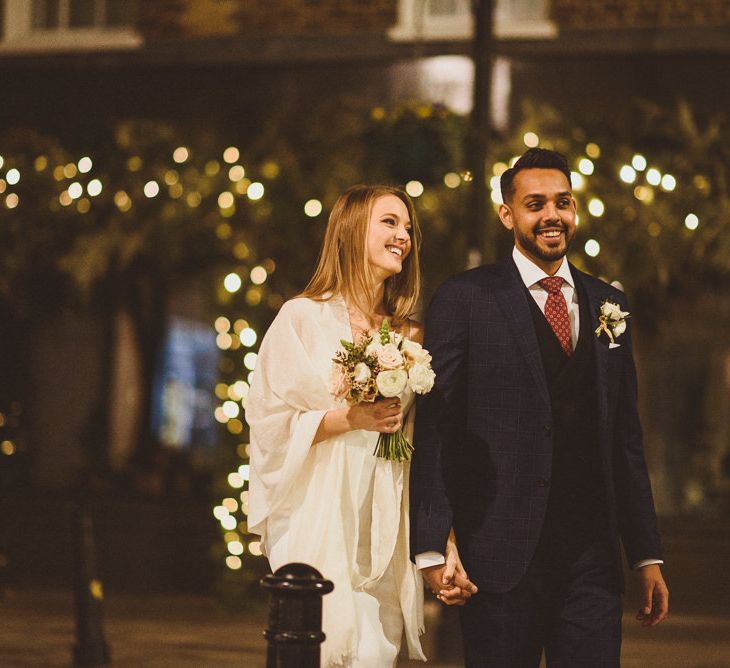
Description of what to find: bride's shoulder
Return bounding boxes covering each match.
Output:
[275,296,335,328]
[276,296,320,321]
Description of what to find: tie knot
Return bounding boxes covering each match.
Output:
[539,277,564,294]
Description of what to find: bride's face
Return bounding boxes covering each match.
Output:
[365,194,412,283]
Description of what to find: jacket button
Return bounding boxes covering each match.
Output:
[544,425,552,435]
[536,477,550,488]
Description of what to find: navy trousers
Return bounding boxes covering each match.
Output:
[459,533,622,668]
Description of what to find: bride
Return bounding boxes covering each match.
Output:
[246,184,473,666]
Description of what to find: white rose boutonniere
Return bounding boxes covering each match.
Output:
[595,299,630,344]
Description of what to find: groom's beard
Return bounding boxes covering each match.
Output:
[515,222,575,263]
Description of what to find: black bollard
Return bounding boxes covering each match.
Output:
[72,501,110,666]
[261,562,334,668]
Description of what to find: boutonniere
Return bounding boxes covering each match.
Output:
[595,299,630,344]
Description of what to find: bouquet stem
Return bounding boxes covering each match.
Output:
[374,429,414,462]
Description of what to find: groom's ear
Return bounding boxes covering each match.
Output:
[498,203,514,231]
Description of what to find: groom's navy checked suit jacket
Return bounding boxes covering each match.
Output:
[410,256,663,593]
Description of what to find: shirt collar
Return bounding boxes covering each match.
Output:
[511,246,574,290]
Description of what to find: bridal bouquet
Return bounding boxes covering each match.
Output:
[330,320,435,461]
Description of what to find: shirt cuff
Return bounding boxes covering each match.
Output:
[632,559,664,570]
[415,551,446,570]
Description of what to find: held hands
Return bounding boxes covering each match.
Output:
[347,398,403,434]
[422,530,478,606]
[636,564,669,627]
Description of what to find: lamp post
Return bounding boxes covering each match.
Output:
[469,0,496,267]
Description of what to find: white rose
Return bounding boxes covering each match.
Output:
[365,338,382,358]
[602,301,628,321]
[408,363,436,394]
[601,302,616,319]
[390,331,403,346]
[353,362,371,384]
[612,320,626,337]
[376,369,408,397]
[401,338,432,364]
[376,343,404,370]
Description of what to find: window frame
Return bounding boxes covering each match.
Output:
[0,0,142,53]
[389,0,557,42]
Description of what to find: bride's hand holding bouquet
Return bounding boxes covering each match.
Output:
[330,319,436,461]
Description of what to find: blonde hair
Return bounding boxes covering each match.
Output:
[300,184,422,325]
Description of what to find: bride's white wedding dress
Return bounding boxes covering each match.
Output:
[246,295,425,667]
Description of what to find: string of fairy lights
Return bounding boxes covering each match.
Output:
[211,128,703,571]
[0,125,703,572]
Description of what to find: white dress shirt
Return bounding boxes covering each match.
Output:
[416,247,662,571]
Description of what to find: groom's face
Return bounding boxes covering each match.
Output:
[498,168,577,271]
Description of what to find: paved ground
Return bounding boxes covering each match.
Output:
[2,587,730,667]
[2,516,729,666]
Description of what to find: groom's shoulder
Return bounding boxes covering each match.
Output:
[440,264,504,291]
[432,263,504,302]
[572,265,630,308]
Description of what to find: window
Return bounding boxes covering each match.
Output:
[32,0,137,30]
[428,0,460,16]
[389,0,557,41]
[1,0,142,53]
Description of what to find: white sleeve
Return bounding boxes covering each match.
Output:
[245,301,330,537]
[415,551,446,570]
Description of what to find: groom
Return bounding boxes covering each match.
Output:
[410,148,669,666]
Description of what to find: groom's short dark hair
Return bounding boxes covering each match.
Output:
[500,148,571,203]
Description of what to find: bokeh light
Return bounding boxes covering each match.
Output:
[684,213,699,230]
[304,199,323,217]
[247,182,264,200]
[619,165,637,183]
[250,266,267,285]
[631,154,647,171]
[405,180,424,197]
[224,273,242,293]
[444,172,461,188]
[77,156,93,173]
[588,198,605,217]
[87,179,103,197]
[239,328,257,347]
[173,146,189,163]
[223,147,240,164]
[578,159,594,176]
[243,352,258,371]
[584,239,601,257]
[646,168,661,186]
[144,181,160,198]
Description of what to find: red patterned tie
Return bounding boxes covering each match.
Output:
[538,277,572,356]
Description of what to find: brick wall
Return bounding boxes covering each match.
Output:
[551,0,730,29]
[138,0,398,39]
[235,0,397,36]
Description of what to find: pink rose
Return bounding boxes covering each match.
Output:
[376,343,404,370]
[329,363,349,400]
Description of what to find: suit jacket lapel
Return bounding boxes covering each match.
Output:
[494,257,551,411]
[572,265,610,427]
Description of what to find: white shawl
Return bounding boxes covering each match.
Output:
[246,295,425,665]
